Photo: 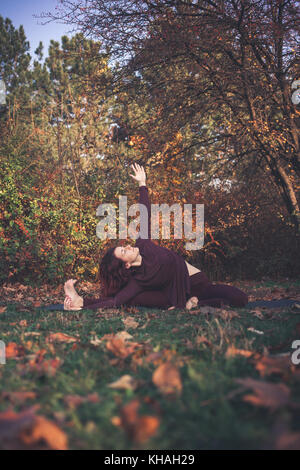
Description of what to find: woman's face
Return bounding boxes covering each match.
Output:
[114,244,140,268]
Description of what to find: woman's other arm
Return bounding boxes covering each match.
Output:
[82,277,144,310]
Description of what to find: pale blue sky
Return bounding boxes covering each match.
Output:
[0,0,79,61]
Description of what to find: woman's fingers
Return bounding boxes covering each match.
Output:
[131,163,144,173]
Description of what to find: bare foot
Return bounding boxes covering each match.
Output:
[186,296,198,310]
[64,295,83,311]
[64,279,83,309]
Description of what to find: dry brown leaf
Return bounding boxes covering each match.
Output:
[123,316,139,329]
[108,375,138,391]
[24,355,62,377]
[47,332,79,343]
[5,342,26,359]
[226,346,254,358]
[24,332,41,337]
[120,399,160,444]
[219,309,240,320]
[234,378,291,410]
[111,416,121,427]
[20,415,68,450]
[250,308,265,320]
[152,362,182,395]
[253,354,293,379]
[106,337,140,358]
[0,407,67,450]
[247,327,264,335]
[116,331,133,341]
[90,336,103,346]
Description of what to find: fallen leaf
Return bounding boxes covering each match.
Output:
[253,354,293,379]
[90,336,103,346]
[24,354,62,377]
[108,375,138,391]
[226,346,254,358]
[5,342,25,359]
[0,407,67,450]
[123,316,139,329]
[120,399,160,444]
[63,393,100,409]
[47,332,79,344]
[152,362,182,395]
[116,331,133,341]
[106,337,139,359]
[111,416,121,427]
[247,327,264,335]
[20,416,68,450]
[250,309,264,320]
[234,378,291,410]
[219,309,240,320]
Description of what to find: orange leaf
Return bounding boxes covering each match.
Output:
[47,333,78,343]
[152,362,182,395]
[106,337,139,358]
[6,342,25,359]
[235,378,290,410]
[120,399,160,444]
[20,415,68,450]
[254,354,293,378]
[226,346,254,358]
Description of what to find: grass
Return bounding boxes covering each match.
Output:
[0,279,300,450]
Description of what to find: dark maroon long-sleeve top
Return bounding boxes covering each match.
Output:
[83,185,191,309]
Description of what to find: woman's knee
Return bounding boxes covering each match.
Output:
[230,291,248,307]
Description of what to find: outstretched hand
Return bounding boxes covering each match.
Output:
[130,163,146,185]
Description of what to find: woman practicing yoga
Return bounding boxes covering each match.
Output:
[64,164,248,311]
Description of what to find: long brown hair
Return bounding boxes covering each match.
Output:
[98,245,133,297]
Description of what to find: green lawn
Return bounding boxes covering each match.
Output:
[0,279,300,450]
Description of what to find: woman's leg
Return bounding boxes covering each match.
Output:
[189,272,248,308]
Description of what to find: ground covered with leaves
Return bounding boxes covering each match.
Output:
[0,279,300,450]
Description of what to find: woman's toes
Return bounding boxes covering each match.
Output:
[186,296,198,310]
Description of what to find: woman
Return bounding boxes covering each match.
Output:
[64,164,248,311]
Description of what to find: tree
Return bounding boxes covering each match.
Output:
[41,0,300,232]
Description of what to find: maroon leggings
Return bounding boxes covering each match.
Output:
[126,272,248,309]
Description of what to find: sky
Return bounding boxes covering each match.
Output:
[0,0,79,61]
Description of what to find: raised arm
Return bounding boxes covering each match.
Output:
[130,163,151,239]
